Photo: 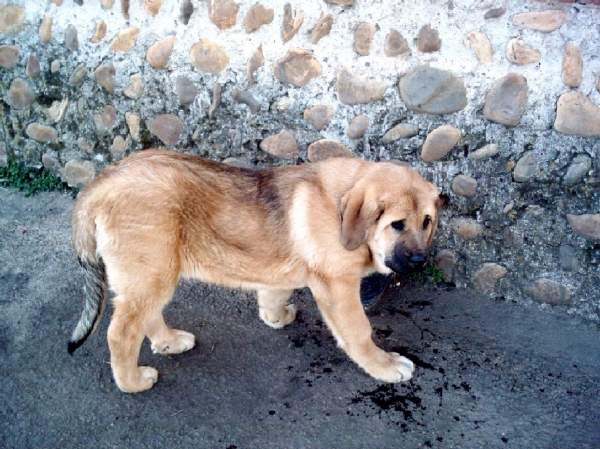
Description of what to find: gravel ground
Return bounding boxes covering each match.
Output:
[1,188,599,449]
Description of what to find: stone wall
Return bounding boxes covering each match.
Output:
[1,0,599,320]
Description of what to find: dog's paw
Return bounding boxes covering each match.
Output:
[115,366,159,393]
[365,351,415,383]
[259,304,298,329]
[151,330,196,355]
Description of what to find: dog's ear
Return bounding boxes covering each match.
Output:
[340,186,382,251]
[437,193,449,208]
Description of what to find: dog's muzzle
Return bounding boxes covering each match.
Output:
[385,248,428,273]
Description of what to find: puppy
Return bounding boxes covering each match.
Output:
[69,149,443,393]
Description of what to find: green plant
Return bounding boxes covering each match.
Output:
[0,161,68,196]
[411,262,448,285]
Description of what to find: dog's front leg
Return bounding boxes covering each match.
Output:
[310,277,415,383]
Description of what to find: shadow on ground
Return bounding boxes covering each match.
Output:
[1,190,599,448]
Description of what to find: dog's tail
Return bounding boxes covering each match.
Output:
[68,199,107,355]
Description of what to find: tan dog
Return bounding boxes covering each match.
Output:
[69,149,443,393]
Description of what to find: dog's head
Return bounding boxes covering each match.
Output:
[340,163,445,274]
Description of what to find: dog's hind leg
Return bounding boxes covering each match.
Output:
[107,293,161,393]
[107,274,181,393]
[257,289,297,329]
[146,312,196,355]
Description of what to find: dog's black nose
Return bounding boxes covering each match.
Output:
[408,253,428,269]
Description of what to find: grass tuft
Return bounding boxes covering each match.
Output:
[0,161,69,197]
[411,262,448,285]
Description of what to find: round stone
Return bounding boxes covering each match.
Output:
[468,143,499,160]
[282,4,303,43]
[0,45,20,69]
[382,123,419,143]
[26,123,57,142]
[146,37,176,69]
[307,140,353,162]
[175,76,197,106]
[93,62,116,93]
[144,0,164,15]
[149,114,184,146]
[0,5,25,34]
[77,137,95,153]
[110,27,139,52]
[554,92,600,137]
[65,25,78,51]
[303,105,335,131]
[384,30,409,57]
[416,24,440,52]
[347,115,369,139]
[208,0,239,30]
[69,64,88,86]
[110,136,127,159]
[311,13,333,45]
[483,73,528,126]
[42,153,59,172]
[559,245,581,272]
[259,130,298,159]
[244,3,273,33]
[513,151,538,182]
[7,78,37,109]
[452,218,484,239]
[506,38,540,65]
[208,82,222,119]
[354,22,376,56]
[47,98,69,123]
[64,161,96,188]
[124,75,144,100]
[190,39,229,75]
[512,10,567,33]
[464,30,492,64]
[525,279,571,305]
[452,175,478,197]
[91,20,107,43]
[273,49,321,87]
[247,45,264,83]
[484,8,505,19]
[231,89,261,114]
[567,214,600,241]
[25,56,40,77]
[421,125,461,162]
[94,105,117,134]
[93,105,117,134]
[562,41,583,88]
[39,16,53,44]
[336,66,385,105]
[125,112,140,141]
[399,66,466,114]
[473,263,507,294]
[563,155,591,186]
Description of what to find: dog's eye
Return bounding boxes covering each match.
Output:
[423,216,432,230]
[391,220,405,232]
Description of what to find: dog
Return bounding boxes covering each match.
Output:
[68,149,444,393]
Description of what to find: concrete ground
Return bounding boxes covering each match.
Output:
[1,188,599,449]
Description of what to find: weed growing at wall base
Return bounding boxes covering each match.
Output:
[411,263,448,285]
[0,162,70,197]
